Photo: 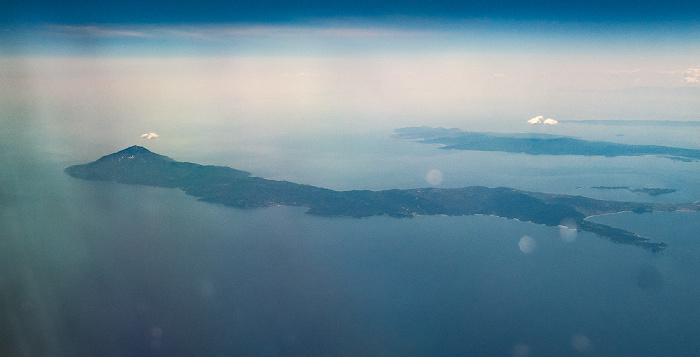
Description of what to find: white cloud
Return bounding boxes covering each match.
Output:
[141,132,159,139]
[528,115,543,124]
[528,116,558,125]
[682,68,699,84]
[494,73,506,78]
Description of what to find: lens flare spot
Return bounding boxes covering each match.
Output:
[559,219,578,242]
[519,235,536,253]
[512,343,532,357]
[572,333,593,353]
[559,226,577,242]
[150,326,163,338]
[426,169,443,186]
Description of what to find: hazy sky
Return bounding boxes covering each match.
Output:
[1,1,699,160]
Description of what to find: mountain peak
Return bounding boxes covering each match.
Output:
[66,146,250,190]
[94,145,174,164]
[118,145,154,154]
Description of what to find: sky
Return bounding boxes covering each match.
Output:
[3,0,700,24]
[1,0,699,162]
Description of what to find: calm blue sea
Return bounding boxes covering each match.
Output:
[2,127,700,356]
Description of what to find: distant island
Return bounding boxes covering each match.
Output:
[591,186,678,197]
[65,146,700,252]
[394,126,700,161]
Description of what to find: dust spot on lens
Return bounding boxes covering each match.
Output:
[519,236,536,253]
[636,265,663,290]
[572,333,593,353]
[150,339,162,349]
[426,169,443,186]
[150,326,163,338]
[559,219,578,242]
[559,226,577,242]
[201,280,214,298]
[512,343,531,357]
[150,326,163,350]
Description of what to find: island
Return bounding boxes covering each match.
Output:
[65,146,700,252]
[591,186,678,197]
[394,126,700,161]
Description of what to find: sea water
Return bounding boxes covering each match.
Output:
[2,127,700,356]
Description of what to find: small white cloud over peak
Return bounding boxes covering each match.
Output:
[528,116,558,125]
[528,116,543,124]
[426,169,443,186]
[141,132,159,139]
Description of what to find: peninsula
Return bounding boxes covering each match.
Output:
[591,186,678,197]
[394,126,700,161]
[65,146,700,252]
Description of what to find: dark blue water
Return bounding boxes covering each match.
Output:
[3,166,699,356]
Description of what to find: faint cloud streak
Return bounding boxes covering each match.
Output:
[43,24,422,42]
[49,25,151,38]
[607,68,641,74]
